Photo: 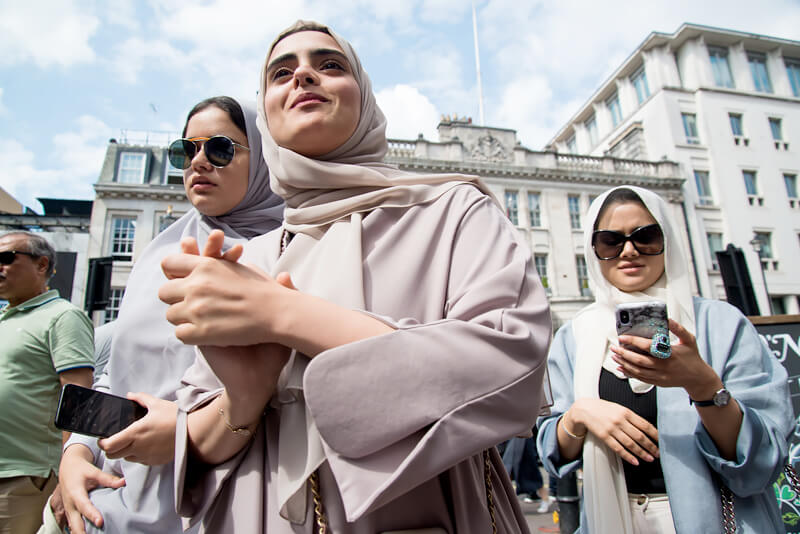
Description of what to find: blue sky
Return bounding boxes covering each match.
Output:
[1,0,799,211]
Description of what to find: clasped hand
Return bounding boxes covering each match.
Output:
[158,230,294,347]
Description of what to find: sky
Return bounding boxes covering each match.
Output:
[1,0,799,212]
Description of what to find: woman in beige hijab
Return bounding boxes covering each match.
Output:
[159,21,551,533]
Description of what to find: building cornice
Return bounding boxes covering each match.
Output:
[94,183,187,202]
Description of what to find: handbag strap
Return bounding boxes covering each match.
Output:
[309,450,498,533]
[785,464,800,493]
[720,484,736,533]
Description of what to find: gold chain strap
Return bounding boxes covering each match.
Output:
[310,471,329,534]
[720,485,736,533]
[309,451,498,533]
[483,449,498,534]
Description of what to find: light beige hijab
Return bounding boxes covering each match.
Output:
[255,20,498,523]
[571,185,695,534]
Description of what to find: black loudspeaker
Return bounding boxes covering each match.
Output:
[84,257,113,312]
[50,251,77,300]
[716,244,760,316]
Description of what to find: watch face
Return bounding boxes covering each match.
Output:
[713,389,731,407]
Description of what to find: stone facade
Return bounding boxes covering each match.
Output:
[548,23,800,315]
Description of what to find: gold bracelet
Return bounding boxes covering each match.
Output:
[559,413,587,440]
[217,406,255,438]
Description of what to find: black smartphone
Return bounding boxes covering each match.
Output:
[54,384,148,438]
[615,300,671,358]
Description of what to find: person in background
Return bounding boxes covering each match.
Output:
[0,232,94,534]
[538,186,791,533]
[56,96,284,534]
[159,20,551,533]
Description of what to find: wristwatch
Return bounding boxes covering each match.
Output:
[690,387,731,407]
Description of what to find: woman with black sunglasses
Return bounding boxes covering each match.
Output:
[55,96,284,534]
[537,186,791,533]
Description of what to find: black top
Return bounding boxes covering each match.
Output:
[598,368,666,494]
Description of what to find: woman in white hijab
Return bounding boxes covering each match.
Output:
[537,186,791,533]
[159,20,551,533]
[56,96,284,534]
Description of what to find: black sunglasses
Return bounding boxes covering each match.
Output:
[0,250,37,265]
[167,136,249,170]
[592,224,664,260]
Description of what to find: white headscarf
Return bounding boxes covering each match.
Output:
[255,20,498,523]
[571,185,694,533]
[107,98,284,401]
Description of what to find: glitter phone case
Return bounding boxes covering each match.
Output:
[615,300,671,358]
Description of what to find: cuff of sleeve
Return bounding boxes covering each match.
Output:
[65,433,101,465]
[538,414,582,478]
[694,403,784,496]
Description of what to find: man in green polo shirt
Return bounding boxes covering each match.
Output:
[0,232,94,534]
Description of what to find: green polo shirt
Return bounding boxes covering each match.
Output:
[0,290,94,478]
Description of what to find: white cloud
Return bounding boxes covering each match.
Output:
[109,37,188,84]
[0,116,111,209]
[376,84,440,141]
[0,0,98,68]
[0,88,5,114]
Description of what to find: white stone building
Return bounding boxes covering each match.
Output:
[86,120,688,328]
[547,23,800,315]
[387,117,687,327]
[88,131,190,324]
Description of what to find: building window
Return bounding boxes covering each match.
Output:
[164,154,185,185]
[109,216,136,261]
[771,296,787,315]
[785,173,798,198]
[528,192,541,227]
[786,58,800,97]
[743,170,759,196]
[754,231,773,259]
[116,152,148,184]
[747,51,773,93]
[568,195,581,229]
[728,113,747,145]
[576,255,591,297]
[708,46,735,88]
[566,134,577,154]
[681,113,700,144]
[706,232,723,270]
[729,113,743,136]
[631,66,650,104]
[607,93,622,128]
[104,288,124,323]
[694,170,712,205]
[504,190,519,225]
[585,115,598,146]
[785,174,798,207]
[534,254,551,296]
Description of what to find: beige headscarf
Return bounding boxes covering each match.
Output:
[571,185,695,534]
[255,20,498,523]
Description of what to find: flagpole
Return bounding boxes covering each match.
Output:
[472,1,486,125]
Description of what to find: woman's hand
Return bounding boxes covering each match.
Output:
[565,398,659,465]
[610,319,719,398]
[96,393,178,465]
[60,444,126,534]
[159,231,292,347]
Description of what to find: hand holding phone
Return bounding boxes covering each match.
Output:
[55,384,148,438]
[615,300,671,358]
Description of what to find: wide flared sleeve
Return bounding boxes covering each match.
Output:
[536,322,583,479]
[692,299,791,496]
[303,190,551,520]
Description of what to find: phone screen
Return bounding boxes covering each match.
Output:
[55,384,148,438]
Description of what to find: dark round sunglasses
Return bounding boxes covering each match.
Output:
[0,250,37,265]
[592,223,664,260]
[167,136,249,170]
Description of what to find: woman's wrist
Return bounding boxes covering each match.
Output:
[684,363,723,402]
[218,391,266,430]
[561,408,587,439]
